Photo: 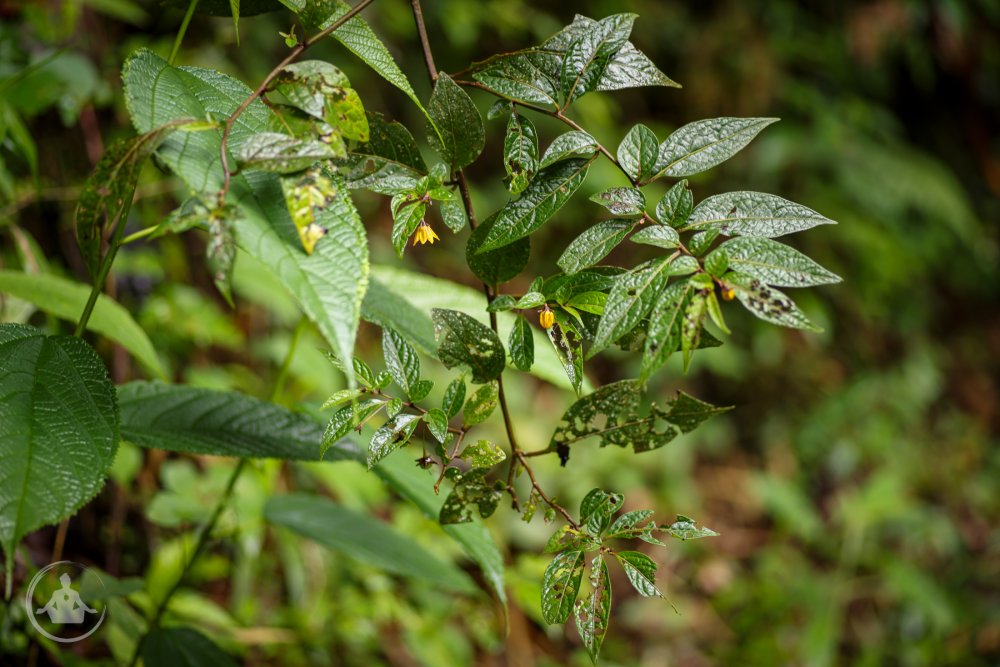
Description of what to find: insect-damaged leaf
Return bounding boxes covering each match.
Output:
[431,309,506,383]
[728,273,822,331]
[474,158,592,253]
[368,412,420,468]
[546,310,584,396]
[579,488,624,536]
[462,380,499,426]
[653,117,777,179]
[589,187,645,216]
[439,470,503,524]
[426,72,484,170]
[575,554,612,664]
[235,132,339,174]
[206,206,237,305]
[503,109,539,195]
[460,439,506,469]
[270,60,368,141]
[663,514,719,540]
[541,549,586,624]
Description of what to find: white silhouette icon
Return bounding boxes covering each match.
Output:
[34,573,97,624]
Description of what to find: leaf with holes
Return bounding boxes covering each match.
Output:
[368,413,420,468]
[546,310,585,396]
[432,309,506,383]
[460,439,506,470]
[439,470,503,524]
[462,380,499,426]
[541,549,586,624]
[615,550,662,597]
[575,554,612,664]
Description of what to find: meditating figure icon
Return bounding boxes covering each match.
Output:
[35,573,97,624]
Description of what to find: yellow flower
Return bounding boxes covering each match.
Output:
[412,221,440,246]
[720,286,736,301]
[539,306,555,329]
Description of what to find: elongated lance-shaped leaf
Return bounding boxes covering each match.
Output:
[343,111,426,194]
[122,49,368,387]
[589,254,677,357]
[0,270,165,378]
[710,237,841,287]
[663,514,720,540]
[441,377,466,419]
[641,279,695,381]
[426,73,484,170]
[557,218,637,275]
[575,554,612,664]
[476,158,592,253]
[560,13,636,104]
[728,273,822,331]
[617,123,658,183]
[0,324,119,569]
[685,191,836,238]
[652,117,778,180]
[381,327,420,398]
[432,308,506,383]
[503,109,539,194]
[508,315,535,371]
[546,310,585,396]
[615,550,662,597]
[539,130,598,169]
[541,549,586,624]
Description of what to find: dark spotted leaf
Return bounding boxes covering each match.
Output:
[606,509,655,539]
[653,117,777,179]
[546,311,585,396]
[432,309,506,383]
[541,549,586,624]
[729,273,822,331]
[589,187,645,216]
[544,526,599,554]
[574,554,612,664]
[641,279,695,381]
[664,391,731,433]
[462,380,499,426]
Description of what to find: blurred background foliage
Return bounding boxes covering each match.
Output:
[1,0,998,665]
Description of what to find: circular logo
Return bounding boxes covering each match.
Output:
[25,561,107,643]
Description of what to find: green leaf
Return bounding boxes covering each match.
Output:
[264,493,476,592]
[629,224,679,249]
[539,130,598,169]
[575,554,612,664]
[476,158,592,253]
[508,316,534,371]
[409,378,433,401]
[704,247,729,277]
[0,324,119,567]
[541,549,586,624]
[544,526,599,554]
[486,295,516,313]
[598,39,680,91]
[685,191,836,237]
[565,290,607,315]
[389,194,426,258]
[270,60,368,141]
[614,550,661,597]
[557,218,636,275]
[368,413,419,468]
[441,377,466,419]
[641,279,695,380]
[460,439,506,469]
[322,398,385,457]
[142,626,237,667]
[462,380,499,426]
[76,122,191,277]
[589,187,645,216]
[589,255,679,357]
[663,514,719,540]
[617,123,658,183]
[343,111,426,194]
[606,509,654,538]
[361,277,436,355]
[206,208,237,304]
[439,470,503,524]
[688,228,720,256]
[653,117,778,179]
[711,237,841,287]
[320,388,363,410]
[561,13,636,104]
[665,391,731,433]
[546,310,585,396]
[655,179,693,227]
[426,72,484,170]
[0,270,165,378]
[439,193,467,232]
[515,291,546,309]
[470,53,560,108]
[424,408,449,443]
[235,132,338,173]
[432,309,506,383]
[123,50,368,387]
[681,289,708,370]
[381,327,420,398]
[503,110,539,195]
[579,488,624,535]
[728,275,822,331]
[229,0,240,38]
[466,211,530,285]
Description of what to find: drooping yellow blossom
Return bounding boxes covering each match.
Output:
[720,286,736,301]
[539,306,555,329]
[412,221,440,246]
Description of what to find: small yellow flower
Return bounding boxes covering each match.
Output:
[412,221,440,246]
[539,306,555,329]
[720,286,736,301]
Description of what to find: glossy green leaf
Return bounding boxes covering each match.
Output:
[655,179,693,227]
[381,327,420,398]
[0,324,119,568]
[432,309,506,383]
[123,49,368,387]
[729,273,821,331]
[546,310,585,396]
[424,408,449,444]
[264,493,475,592]
[579,488,624,535]
[575,554,612,664]
[615,550,661,597]
[322,398,385,457]
[462,380,499,426]
[508,316,534,371]
[539,130,598,169]
[476,158,592,252]
[664,514,719,540]
[487,295,516,313]
[390,195,426,258]
[653,117,778,179]
[142,626,237,667]
[515,291,546,309]
[564,290,607,315]
[557,218,636,275]
[503,110,538,194]
[466,211,530,285]
[0,270,164,378]
[641,279,695,380]
[617,123,658,183]
[606,509,655,538]
[470,52,559,108]
[561,13,636,104]
[320,388,363,410]
[441,377,466,419]
[235,132,338,173]
[686,191,836,237]
[589,186,645,216]
[712,237,841,287]
[541,549,586,624]
[681,289,708,370]
[343,111,426,194]
[589,255,677,357]
[426,72,484,170]
[368,413,419,468]
[629,224,679,249]
[598,39,680,91]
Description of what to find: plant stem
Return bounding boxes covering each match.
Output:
[169,0,200,66]
[217,0,376,201]
[270,316,307,403]
[410,0,579,530]
[126,458,247,667]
